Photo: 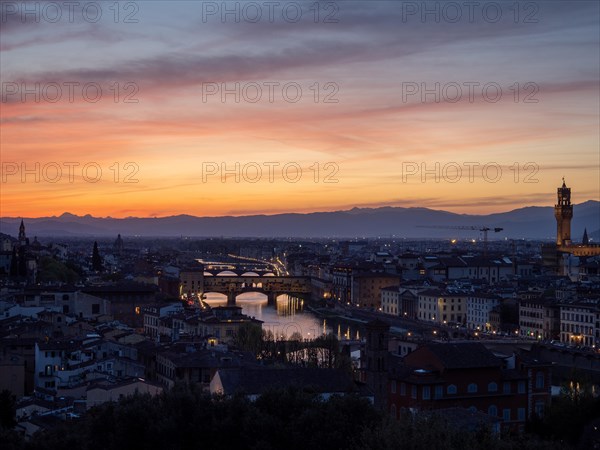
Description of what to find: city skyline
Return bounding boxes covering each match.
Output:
[1,1,599,218]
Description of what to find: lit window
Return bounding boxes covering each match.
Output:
[447,384,457,395]
[467,383,478,393]
[135,306,141,315]
[488,405,497,417]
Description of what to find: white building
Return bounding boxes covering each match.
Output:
[559,301,599,347]
[381,286,400,315]
[34,338,98,391]
[143,303,184,338]
[418,289,467,325]
[466,293,501,331]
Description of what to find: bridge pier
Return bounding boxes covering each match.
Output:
[227,291,237,306]
[267,293,278,306]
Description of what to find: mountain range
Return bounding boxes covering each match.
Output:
[0,201,598,240]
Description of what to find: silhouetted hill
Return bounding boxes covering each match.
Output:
[0,201,598,239]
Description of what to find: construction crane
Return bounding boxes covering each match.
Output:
[417,225,503,256]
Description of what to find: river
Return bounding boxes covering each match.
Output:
[203,292,362,341]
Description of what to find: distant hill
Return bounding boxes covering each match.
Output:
[0,201,598,239]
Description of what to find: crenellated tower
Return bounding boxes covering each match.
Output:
[554,178,573,247]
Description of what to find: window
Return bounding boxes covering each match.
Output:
[92,304,100,314]
[518,408,526,421]
[488,405,498,417]
[518,381,526,394]
[536,373,545,389]
[411,386,417,399]
[400,383,406,396]
[488,382,498,393]
[468,406,477,413]
[447,384,457,394]
[423,386,430,400]
[467,383,478,393]
[503,409,511,422]
[390,404,397,418]
[503,382,511,394]
[435,385,443,399]
[391,380,397,394]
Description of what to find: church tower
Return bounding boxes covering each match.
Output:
[18,220,28,247]
[364,319,390,410]
[554,178,573,247]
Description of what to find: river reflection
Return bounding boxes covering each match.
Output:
[203,292,361,341]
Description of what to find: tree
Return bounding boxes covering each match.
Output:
[233,323,263,354]
[17,247,27,278]
[528,370,600,445]
[16,386,570,450]
[0,390,16,429]
[37,257,80,284]
[9,248,18,278]
[92,241,103,272]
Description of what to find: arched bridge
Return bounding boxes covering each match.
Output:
[203,269,278,277]
[183,274,312,306]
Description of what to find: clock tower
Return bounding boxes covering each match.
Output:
[554,178,573,247]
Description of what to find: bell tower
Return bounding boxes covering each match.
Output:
[364,319,390,410]
[554,178,573,247]
[18,219,28,246]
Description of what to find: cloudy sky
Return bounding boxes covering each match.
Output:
[1,0,598,218]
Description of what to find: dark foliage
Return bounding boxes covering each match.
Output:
[91,241,103,272]
[0,390,17,429]
[37,257,80,284]
[11,385,574,450]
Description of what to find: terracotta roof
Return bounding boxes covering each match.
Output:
[216,367,355,395]
[408,343,502,370]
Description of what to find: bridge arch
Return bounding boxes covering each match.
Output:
[241,271,260,277]
[216,270,238,276]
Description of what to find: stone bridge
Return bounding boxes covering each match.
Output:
[200,275,312,305]
[202,268,277,277]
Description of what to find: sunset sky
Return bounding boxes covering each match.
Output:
[1,1,599,218]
